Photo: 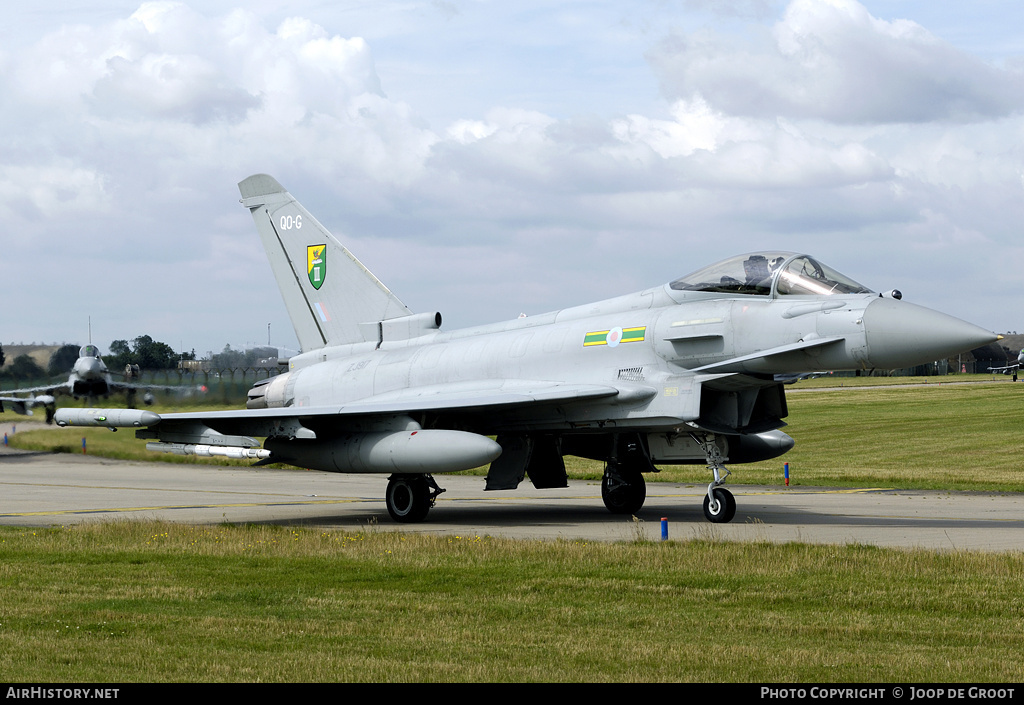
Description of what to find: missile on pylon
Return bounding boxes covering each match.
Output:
[146,442,271,461]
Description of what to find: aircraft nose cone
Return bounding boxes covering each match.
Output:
[79,359,102,378]
[862,298,997,369]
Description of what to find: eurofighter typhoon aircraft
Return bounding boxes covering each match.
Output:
[2,344,165,423]
[55,174,997,523]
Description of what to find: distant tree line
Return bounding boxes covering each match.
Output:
[104,335,194,371]
[48,344,80,375]
[1,356,46,381]
[0,343,86,379]
[0,336,199,382]
[0,343,49,382]
[0,336,279,383]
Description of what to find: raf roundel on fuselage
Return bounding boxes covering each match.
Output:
[670,252,874,298]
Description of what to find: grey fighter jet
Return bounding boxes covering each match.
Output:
[988,349,1023,379]
[3,344,167,423]
[55,174,998,523]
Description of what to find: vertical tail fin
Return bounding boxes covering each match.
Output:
[238,174,412,350]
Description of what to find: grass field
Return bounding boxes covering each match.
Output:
[733,379,1023,490]
[1,521,1023,682]
[2,378,1023,682]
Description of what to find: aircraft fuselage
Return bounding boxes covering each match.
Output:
[254,281,986,448]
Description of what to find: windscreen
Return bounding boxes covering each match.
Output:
[670,253,873,297]
[670,253,792,295]
[775,256,873,296]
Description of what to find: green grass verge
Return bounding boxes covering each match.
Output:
[2,521,1023,682]
[728,379,1024,491]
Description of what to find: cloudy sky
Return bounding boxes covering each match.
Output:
[2,0,1022,359]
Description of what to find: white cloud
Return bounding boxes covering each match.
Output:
[612,96,728,157]
[650,0,1024,123]
[609,96,891,189]
[446,119,498,144]
[0,164,108,222]
[3,2,437,199]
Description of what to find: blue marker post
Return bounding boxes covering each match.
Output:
[661,517,668,541]
[784,462,790,487]
[3,433,7,446]
[82,437,87,455]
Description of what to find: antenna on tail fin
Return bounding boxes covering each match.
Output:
[238,174,412,351]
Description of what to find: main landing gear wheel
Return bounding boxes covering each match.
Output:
[703,487,736,523]
[602,469,647,515]
[385,474,444,523]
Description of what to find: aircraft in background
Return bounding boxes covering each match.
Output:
[775,371,830,384]
[2,344,170,423]
[56,174,997,523]
[0,392,55,420]
[988,349,1023,380]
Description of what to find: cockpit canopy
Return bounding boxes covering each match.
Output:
[79,345,101,358]
[669,252,873,297]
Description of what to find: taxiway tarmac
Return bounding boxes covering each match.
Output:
[1,445,1022,550]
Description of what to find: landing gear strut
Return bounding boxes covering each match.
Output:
[690,432,737,523]
[385,474,445,523]
[601,433,654,515]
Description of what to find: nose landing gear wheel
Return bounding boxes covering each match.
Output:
[703,487,736,523]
